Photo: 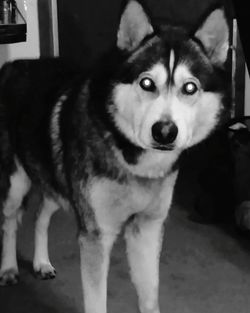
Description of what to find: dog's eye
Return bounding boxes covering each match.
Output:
[182,82,198,95]
[139,77,156,92]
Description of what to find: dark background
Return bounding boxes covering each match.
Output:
[233,2,250,73]
[56,0,234,68]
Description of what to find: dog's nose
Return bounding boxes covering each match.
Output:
[152,121,178,145]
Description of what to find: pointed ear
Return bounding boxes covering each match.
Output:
[117,0,154,51]
[194,8,230,65]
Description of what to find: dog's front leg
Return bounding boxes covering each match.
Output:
[78,230,117,313]
[125,215,164,313]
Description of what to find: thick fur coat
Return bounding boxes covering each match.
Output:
[0,1,231,313]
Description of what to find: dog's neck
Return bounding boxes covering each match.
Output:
[114,147,181,179]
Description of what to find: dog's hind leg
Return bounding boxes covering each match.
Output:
[125,215,164,313]
[78,229,118,313]
[33,196,59,279]
[0,160,31,286]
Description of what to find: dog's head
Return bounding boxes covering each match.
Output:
[109,0,230,153]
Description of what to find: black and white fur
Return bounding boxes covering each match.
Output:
[0,1,230,312]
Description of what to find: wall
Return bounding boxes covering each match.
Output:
[38,0,59,57]
[0,0,40,67]
[57,0,221,68]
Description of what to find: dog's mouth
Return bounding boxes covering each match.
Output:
[151,143,175,151]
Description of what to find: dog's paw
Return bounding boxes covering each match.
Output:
[34,263,57,280]
[0,268,19,286]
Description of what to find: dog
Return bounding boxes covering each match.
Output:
[0,1,230,312]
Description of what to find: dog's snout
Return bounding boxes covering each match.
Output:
[152,121,178,145]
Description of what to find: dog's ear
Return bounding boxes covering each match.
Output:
[194,8,229,65]
[117,0,154,51]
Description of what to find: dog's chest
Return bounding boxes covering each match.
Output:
[87,172,177,229]
[89,178,158,213]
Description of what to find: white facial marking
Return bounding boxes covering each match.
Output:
[148,63,168,87]
[112,59,222,154]
[173,64,198,87]
[112,62,168,149]
[170,63,221,148]
[189,92,221,146]
[169,49,175,75]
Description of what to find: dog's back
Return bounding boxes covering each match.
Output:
[0,59,86,194]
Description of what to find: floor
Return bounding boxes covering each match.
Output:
[1,168,250,313]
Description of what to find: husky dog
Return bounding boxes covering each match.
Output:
[0,1,230,312]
